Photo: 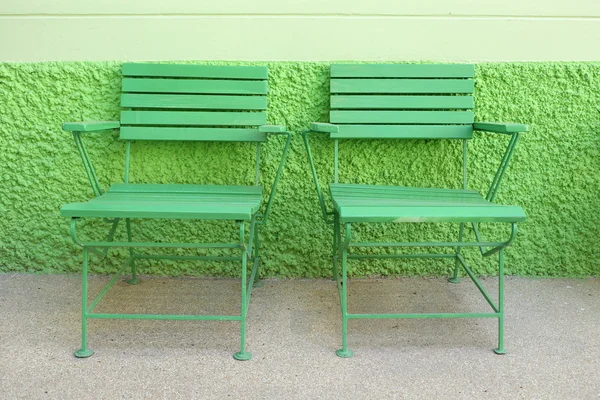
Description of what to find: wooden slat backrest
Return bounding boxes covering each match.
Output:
[330,64,475,139]
[120,63,268,142]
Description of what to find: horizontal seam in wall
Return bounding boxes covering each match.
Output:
[1,14,600,20]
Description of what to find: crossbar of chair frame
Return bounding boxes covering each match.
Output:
[70,216,261,360]
[302,126,522,357]
[331,222,513,356]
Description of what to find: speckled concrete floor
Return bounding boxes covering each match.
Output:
[0,274,598,399]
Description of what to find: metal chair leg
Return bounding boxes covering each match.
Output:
[234,222,252,361]
[74,247,94,358]
[125,218,140,285]
[449,222,464,283]
[336,224,353,358]
[494,249,506,355]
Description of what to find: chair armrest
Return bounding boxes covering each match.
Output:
[474,122,529,134]
[258,125,286,133]
[64,121,119,198]
[310,122,339,134]
[63,121,120,132]
[301,125,335,223]
[258,127,292,225]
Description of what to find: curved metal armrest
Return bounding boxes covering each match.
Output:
[474,122,529,135]
[310,122,339,134]
[63,121,120,133]
[301,127,335,223]
[64,121,119,197]
[258,125,286,133]
[259,129,292,225]
[479,123,528,202]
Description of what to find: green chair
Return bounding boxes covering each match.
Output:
[62,63,291,360]
[302,64,528,357]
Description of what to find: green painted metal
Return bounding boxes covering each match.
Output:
[120,127,267,142]
[330,123,473,140]
[331,63,475,78]
[330,110,474,124]
[330,79,474,94]
[120,110,267,127]
[120,93,268,110]
[258,125,286,133]
[63,121,120,132]
[303,63,528,357]
[331,95,474,110]
[62,63,290,360]
[310,122,339,133]
[122,63,268,79]
[72,132,103,197]
[474,122,529,134]
[74,247,94,358]
[122,78,268,95]
[259,131,292,225]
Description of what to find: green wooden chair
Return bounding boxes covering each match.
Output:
[61,63,291,360]
[302,64,528,357]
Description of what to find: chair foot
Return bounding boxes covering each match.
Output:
[447,277,460,284]
[126,278,141,285]
[74,349,94,358]
[252,280,265,288]
[233,351,252,361]
[493,348,506,355]
[335,349,354,358]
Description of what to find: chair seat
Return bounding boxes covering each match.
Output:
[330,184,526,223]
[60,183,263,220]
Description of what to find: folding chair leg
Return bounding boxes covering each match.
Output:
[336,224,354,358]
[332,214,340,279]
[494,249,506,355]
[125,218,140,285]
[252,223,264,288]
[74,247,94,358]
[234,222,252,361]
[449,222,464,283]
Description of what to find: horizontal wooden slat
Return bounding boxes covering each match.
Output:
[120,94,267,110]
[330,111,474,124]
[331,79,474,94]
[331,64,475,78]
[331,95,474,109]
[109,183,263,195]
[337,205,526,223]
[330,184,481,199]
[120,127,267,142]
[122,78,268,94]
[122,63,268,80]
[330,125,473,139]
[61,201,256,220]
[120,111,266,126]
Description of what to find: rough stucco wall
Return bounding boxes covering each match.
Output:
[0,62,598,277]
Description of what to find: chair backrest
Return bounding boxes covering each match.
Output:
[329,64,475,140]
[119,63,268,142]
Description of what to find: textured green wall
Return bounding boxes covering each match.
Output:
[0,62,598,277]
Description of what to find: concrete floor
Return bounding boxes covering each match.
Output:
[0,274,598,399]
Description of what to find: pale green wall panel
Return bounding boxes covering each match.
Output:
[1,16,600,62]
[3,0,600,16]
[1,0,600,61]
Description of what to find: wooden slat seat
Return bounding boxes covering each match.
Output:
[61,184,263,220]
[330,184,526,223]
